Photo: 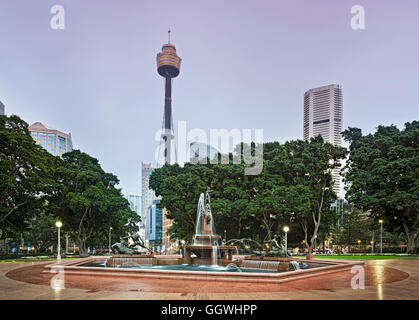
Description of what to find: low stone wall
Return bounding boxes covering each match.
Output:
[243,256,291,262]
[156,258,183,265]
[218,259,235,266]
[192,257,210,265]
[106,255,156,267]
[239,256,293,272]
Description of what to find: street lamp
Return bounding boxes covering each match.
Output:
[357,240,361,251]
[378,219,383,254]
[109,227,113,254]
[55,221,62,261]
[283,226,289,255]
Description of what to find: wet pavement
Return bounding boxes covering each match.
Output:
[0,258,417,300]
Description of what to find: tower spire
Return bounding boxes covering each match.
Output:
[168,30,171,44]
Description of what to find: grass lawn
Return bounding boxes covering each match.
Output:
[315,255,419,260]
[0,256,84,263]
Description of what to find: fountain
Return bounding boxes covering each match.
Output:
[183,188,236,265]
[43,186,363,282]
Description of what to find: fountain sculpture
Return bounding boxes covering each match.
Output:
[183,188,236,265]
[111,218,151,255]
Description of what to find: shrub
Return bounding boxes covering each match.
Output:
[381,247,406,254]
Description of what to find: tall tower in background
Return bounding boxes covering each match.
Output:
[156,31,182,165]
[303,84,343,198]
[0,101,5,115]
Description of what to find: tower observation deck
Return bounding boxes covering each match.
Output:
[156,31,182,165]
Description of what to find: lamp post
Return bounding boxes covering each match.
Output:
[283,226,289,255]
[379,219,383,254]
[55,221,62,261]
[357,240,361,251]
[109,227,113,254]
[371,230,374,254]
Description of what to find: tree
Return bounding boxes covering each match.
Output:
[343,122,419,253]
[150,138,346,251]
[51,150,137,254]
[267,136,347,256]
[150,163,211,242]
[0,115,57,237]
[337,208,372,252]
[24,210,58,253]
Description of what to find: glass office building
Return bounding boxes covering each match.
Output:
[145,200,163,250]
[29,122,73,157]
[141,163,157,229]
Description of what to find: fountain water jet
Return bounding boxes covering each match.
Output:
[183,188,236,265]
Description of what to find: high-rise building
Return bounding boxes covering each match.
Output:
[145,200,163,250]
[0,101,5,115]
[128,194,141,215]
[141,162,156,230]
[128,193,143,238]
[303,84,343,198]
[28,122,73,157]
[162,208,174,250]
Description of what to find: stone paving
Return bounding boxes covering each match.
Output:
[0,259,418,300]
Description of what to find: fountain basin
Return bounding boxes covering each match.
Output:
[43,256,364,284]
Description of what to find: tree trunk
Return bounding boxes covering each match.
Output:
[403,222,418,253]
[323,237,326,253]
[263,212,272,241]
[78,238,87,255]
[237,217,242,238]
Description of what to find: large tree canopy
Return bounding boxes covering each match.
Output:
[150,137,346,251]
[0,115,57,236]
[51,150,138,254]
[266,136,346,254]
[1,114,143,254]
[343,121,419,253]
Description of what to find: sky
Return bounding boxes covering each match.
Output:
[0,0,418,195]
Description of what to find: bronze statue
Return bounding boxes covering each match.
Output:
[111,218,152,255]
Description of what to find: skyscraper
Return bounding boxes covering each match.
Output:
[141,162,157,230]
[0,101,5,115]
[145,199,163,250]
[29,122,73,157]
[303,84,343,198]
[128,194,141,215]
[128,193,143,238]
[162,208,173,251]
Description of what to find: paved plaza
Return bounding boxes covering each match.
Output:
[0,259,417,300]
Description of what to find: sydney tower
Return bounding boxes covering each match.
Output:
[156,31,181,165]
